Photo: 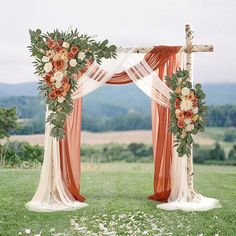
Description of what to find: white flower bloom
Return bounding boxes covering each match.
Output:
[180,98,193,111]
[181,87,190,96]
[25,229,31,234]
[42,56,49,63]
[78,51,86,60]
[58,97,65,103]
[184,118,192,125]
[44,62,53,72]
[55,81,62,88]
[54,71,64,82]
[186,124,194,132]
[69,59,77,67]
[62,42,70,48]
[192,107,199,114]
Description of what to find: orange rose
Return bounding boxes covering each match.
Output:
[174,98,181,109]
[54,45,62,53]
[63,84,71,92]
[62,76,69,85]
[177,119,186,129]
[67,52,74,59]
[47,39,56,49]
[49,90,57,100]
[183,110,193,119]
[55,88,63,97]
[53,59,65,70]
[70,46,79,55]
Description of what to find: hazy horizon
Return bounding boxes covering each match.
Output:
[0,0,235,84]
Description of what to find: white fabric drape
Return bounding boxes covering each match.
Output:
[154,52,221,211]
[26,109,88,212]
[124,53,171,108]
[72,48,134,99]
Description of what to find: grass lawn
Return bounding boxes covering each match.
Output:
[0,163,236,236]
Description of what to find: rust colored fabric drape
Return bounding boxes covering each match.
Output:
[59,98,85,202]
[148,52,180,202]
[106,45,181,84]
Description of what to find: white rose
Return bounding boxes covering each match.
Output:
[184,118,192,125]
[44,62,53,72]
[192,107,198,114]
[42,56,49,63]
[186,124,194,132]
[54,71,64,82]
[180,98,193,111]
[181,87,190,96]
[69,59,77,67]
[58,97,65,103]
[78,51,86,60]
[55,81,62,88]
[62,42,70,48]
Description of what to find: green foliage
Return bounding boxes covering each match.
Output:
[223,130,236,142]
[209,142,226,161]
[0,141,43,168]
[0,107,18,139]
[166,69,207,157]
[81,143,153,163]
[29,28,117,140]
[228,145,236,161]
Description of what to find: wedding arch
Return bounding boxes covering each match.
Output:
[26,24,221,212]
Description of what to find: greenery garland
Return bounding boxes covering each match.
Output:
[29,29,117,140]
[165,69,208,157]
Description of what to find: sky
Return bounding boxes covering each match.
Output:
[0,0,235,84]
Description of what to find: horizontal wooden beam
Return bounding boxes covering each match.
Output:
[126,44,214,53]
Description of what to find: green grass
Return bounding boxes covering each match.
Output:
[0,163,236,235]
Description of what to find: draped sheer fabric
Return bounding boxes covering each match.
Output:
[26,46,221,212]
[25,108,88,212]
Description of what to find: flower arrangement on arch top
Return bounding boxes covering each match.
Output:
[28,28,117,140]
[165,69,208,157]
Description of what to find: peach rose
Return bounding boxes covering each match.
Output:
[176,111,185,120]
[70,45,79,55]
[53,59,65,70]
[47,39,56,49]
[175,87,182,94]
[188,91,195,100]
[49,90,57,100]
[62,76,69,85]
[192,97,198,107]
[177,119,186,129]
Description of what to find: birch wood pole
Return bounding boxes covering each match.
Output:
[185,24,198,200]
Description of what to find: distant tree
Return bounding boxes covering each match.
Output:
[224,130,236,142]
[228,145,236,161]
[209,142,225,161]
[0,107,18,139]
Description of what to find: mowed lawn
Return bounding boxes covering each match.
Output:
[0,163,236,236]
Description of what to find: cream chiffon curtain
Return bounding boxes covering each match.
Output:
[26,49,221,212]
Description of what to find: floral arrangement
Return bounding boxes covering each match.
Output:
[165,69,207,157]
[29,29,117,139]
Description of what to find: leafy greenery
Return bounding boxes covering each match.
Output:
[0,107,18,139]
[165,69,207,157]
[0,164,236,235]
[29,29,117,139]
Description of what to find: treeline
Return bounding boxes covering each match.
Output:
[1,141,236,168]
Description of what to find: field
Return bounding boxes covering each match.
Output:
[6,127,236,156]
[0,163,236,235]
